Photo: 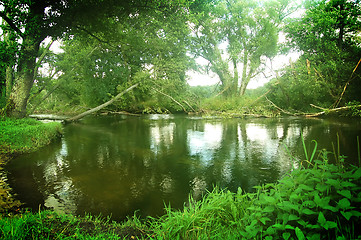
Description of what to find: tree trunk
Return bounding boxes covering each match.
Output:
[65,83,139,123]
[239,51,249,96]
[5,66,14,100]
[7,35,41,118]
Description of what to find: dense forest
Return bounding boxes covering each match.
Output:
[0,0,360,118]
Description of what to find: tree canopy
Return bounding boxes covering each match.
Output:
[1,0,360,117]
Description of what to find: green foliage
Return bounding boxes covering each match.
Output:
[268,0,361,111]
[189,0,291,97]
[0,117,62,156]
[148,141,361,239]
[0,210,147,240]
[198,93,276,117]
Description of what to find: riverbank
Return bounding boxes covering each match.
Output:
[1,145,360,239]
[0,117,62,213]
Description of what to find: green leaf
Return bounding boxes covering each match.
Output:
[298,184,313,191]
[266,226,276,235]
[340,181,357,188]
[351,168,361,180]
[262,195,277,205]
[295,227,305,240]
[285,225,295,230]
[263,206,275,213]
[288,214,300,221]
[350,210,361,217]
[324,221,338,229]
[326,178,341,188]
[341,211,353,221]
[315,183,328,192]
[337,190,352,199]
[318,212,326,225]
[308,234,321,240]
[282,232,291,240]
[297,220,308,227]
[338,198,351,209]
[260,217,271,225]
[323,205,338,212]
[279,201,298,211]
[302,208,316,215]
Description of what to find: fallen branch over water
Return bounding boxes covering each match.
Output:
[306,104,361,117]
[64,83,139,123]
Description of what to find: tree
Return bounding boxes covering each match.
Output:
[29,3,194,114]
[283,0,361,107]
[189,0,292,97]
[0,0,194,118]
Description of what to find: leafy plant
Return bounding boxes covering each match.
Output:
[148,138,361,239]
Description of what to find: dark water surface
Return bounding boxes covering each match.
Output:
[5,115,361,220]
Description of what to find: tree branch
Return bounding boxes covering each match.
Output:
[34,39,54,79]
[152,87,187,113]
[65,83,139,123]
[0,11,24,37]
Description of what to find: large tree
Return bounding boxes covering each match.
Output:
[0,0,192,118]
[189,0,293,97]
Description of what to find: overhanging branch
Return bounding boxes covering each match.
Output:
[0,11,24,37]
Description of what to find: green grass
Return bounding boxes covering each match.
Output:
[0,210,148,240]
[0,117,62,158]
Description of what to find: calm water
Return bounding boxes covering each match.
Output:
[6,115,361,220]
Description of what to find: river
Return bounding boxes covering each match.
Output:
[5,115,361,220]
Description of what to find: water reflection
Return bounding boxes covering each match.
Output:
[6,116,361,221]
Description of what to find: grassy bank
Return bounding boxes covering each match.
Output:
[0,117,62,161]
[0,117,62,213]
[0,145,360,239]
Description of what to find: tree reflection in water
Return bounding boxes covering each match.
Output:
[6,115,361,221]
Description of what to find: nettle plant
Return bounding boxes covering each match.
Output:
[238,139,361,240]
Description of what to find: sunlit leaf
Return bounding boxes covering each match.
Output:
[318,212,326,225]
[338,198,351,209]
[337,190,351,199]
[295,227,305,240]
